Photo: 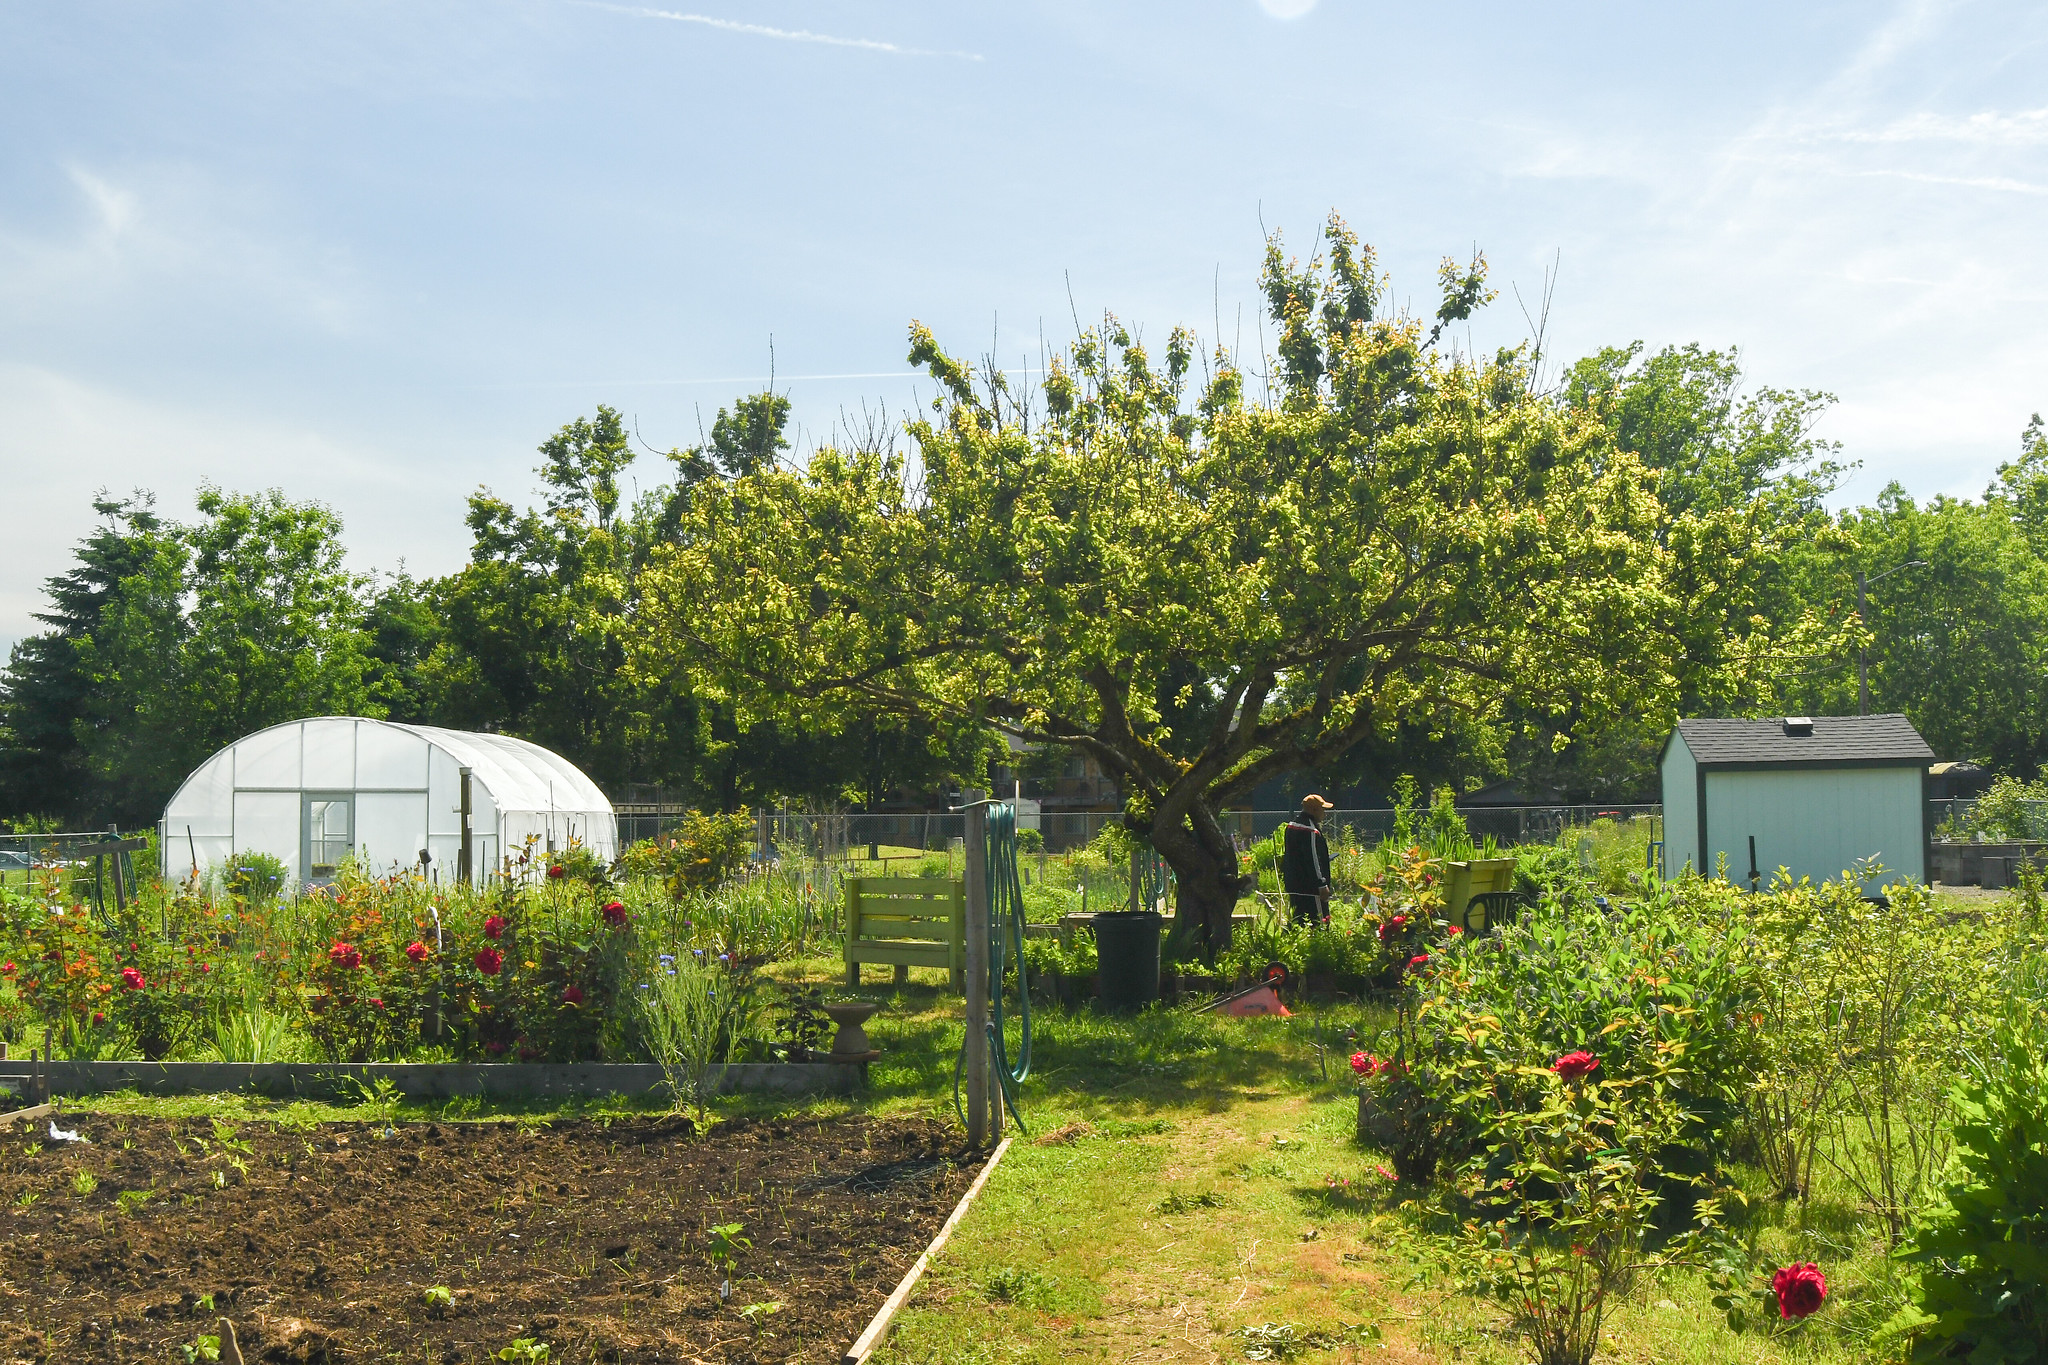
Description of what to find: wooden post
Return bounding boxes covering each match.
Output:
[963,802,991,1147]
[457,767,473,885]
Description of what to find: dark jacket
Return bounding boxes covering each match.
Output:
[1280,820,1331,895]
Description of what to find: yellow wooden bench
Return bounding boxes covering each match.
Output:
[844,877,965,990]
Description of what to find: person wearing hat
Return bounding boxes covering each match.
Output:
[1281,795,1335,926]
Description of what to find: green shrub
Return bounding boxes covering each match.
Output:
[1959,775,2048,842]
[1883,978,2048,1360]
[224,852,288,901]
[1390,880,1760,1180]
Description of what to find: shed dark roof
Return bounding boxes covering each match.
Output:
[1673,714,1933,767]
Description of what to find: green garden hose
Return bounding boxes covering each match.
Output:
[953,801,1032,1134]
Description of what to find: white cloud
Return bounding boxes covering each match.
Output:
[0,163,365,336]
[1847,108,2048,145]
[575,2,983,59]
[0,365,465,642]
[1255,0,1318,17]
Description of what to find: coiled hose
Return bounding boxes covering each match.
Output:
[954,801,1032,1134]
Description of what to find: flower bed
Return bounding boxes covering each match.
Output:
[0,854,833,1068]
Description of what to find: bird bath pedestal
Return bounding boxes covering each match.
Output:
[823,1001,882,1064]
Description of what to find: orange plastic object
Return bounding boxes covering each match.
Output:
[1218,984,1291,1017]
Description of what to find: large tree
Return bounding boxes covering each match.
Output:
[0,493,172,824]
[631,216,1817,950]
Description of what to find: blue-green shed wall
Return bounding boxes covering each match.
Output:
[1660,737,1698,874]
[1703,767,1924,890]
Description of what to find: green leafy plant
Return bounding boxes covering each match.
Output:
[1447,1035,1730,1365]
[642,958,750,1120]
[1882,985,2048,1360]
[492,1339,550,1363]
[70,1169,98,1197]
[706,1221,751,1275]
[422,1284,455,1313]
[177,1334,222,1364]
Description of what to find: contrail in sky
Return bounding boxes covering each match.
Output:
[575,2,984,60]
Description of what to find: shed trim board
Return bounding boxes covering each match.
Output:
[1659,716,1930,889]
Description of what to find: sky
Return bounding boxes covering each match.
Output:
[3,0,2046,648]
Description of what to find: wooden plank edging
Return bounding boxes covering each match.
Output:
[0,1060,862,1100]
[841,1135,1013,1365]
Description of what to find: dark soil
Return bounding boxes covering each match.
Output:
[0,1110,983,1364]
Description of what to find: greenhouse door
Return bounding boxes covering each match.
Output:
[304,792,353,886]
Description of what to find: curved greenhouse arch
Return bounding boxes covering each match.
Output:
[159,716,616,889]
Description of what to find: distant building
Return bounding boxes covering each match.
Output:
[1659,714,1932,891]
[1927,761,1993,801]
[1456,779,1566,808]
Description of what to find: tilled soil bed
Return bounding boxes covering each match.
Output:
[0,1110,983,1364]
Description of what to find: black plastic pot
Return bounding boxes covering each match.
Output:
[1093,910,1163,1012]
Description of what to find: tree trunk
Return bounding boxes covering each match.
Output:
[1149,800,1250,960]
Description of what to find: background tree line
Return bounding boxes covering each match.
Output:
[2,334,2043,831]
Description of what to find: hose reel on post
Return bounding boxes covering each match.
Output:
[954,800,1032,1138]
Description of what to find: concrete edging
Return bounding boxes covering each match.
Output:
[0,1060,863,1101]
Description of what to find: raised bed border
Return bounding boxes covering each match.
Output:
[0,1060,862,1102]
[842,1134,1013,1365]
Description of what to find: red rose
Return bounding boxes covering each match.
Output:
[199,962,211,973]
[92,1011,106,1025]
[405,941,429,963]
[120,966,146,990]
[1772,1262,1826,1319]
[561,985,585,1005]
[1552,1051,1600,1082]
[547,865,566,880]
[1,962,13,976]
[473,947,503,976]
[328,941,362,971]
[1350,1051,1371,1076]
[600,900,628,927]
[1445,925,1463,936]
[1406,953,1430,971]
[483,914,508,940]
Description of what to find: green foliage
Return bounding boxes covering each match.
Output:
[1884,975,2048,1361]
[1954,774,2048,841]
[224,852,288,903]
[618,810,754,897]
[630,211,1822,950]
[641,955,753,1119]
[1743,871,2008,1245]
[78,487,381,821]
[705,1221,752,1273]
[1448,1031,1723,1365]
[1374,879,1759,1181]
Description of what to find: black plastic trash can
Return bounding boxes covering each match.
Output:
[1094,910,1163,1012]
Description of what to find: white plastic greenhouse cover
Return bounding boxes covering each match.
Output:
[158,716,617,887]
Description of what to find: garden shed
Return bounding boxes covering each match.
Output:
[1659,714,1932,890]
[159,716,617,889]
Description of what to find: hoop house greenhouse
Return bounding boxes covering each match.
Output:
[159,717,617,889]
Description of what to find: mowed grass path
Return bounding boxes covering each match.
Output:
[835,962,1892,1365]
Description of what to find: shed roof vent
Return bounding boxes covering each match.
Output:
[1783,716,1814,737]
